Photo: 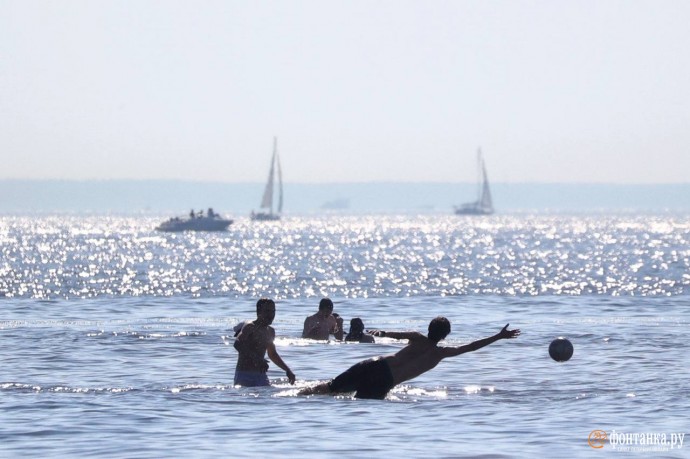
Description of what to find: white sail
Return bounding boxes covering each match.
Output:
[276,146,283,214]
[479,157,493,211]
[259,139,277,211]
[252,137,282,221]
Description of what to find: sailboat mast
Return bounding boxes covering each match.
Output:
[270,137,277,215]
[260,140,276,212]
[275,137,283,214]
[476,148,482,202]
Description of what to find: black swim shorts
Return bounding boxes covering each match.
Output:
[328,357,395,399]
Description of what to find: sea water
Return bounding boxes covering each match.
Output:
[1,214,688,458]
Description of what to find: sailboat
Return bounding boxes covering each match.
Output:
[251,137,283,221]
[454,148,494,215]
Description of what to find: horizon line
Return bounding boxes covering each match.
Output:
[1,178,689,187]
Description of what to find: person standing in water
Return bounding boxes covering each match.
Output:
[300,317,520,399]
[302,298,344,340]
[233,298,296,387]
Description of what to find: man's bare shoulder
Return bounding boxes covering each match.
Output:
[406,331,428,341]
[237,321,257,335]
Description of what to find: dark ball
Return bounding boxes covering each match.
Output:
[549,337,574,362]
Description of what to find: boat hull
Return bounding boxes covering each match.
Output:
[454,204,493,216]
[156,217,233,232]
[250,212,280,222]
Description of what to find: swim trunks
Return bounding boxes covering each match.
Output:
[234,370,270,387]
[328,357,395,399]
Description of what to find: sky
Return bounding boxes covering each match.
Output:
[2,0,689,185]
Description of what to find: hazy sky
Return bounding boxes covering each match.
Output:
[2,0,689,184]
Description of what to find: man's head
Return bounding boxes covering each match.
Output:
[256,298,276,325]
[318,298,334,314]
[428,316,451,343]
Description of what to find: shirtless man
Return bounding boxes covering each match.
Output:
[233,298,296,387]
[299,317,520,399]
[302,298,344,340]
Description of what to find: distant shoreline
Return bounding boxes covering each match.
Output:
[0,179,688,214]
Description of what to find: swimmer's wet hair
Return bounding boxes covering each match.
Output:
[428,316,451,343]
[319,298,334,311]
[256,298,275,312]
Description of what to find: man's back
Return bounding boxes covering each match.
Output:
[383,333,445,385]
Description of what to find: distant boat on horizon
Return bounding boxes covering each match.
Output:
[251,137,283,221]
[320,198,350,210]
[156,208,233,232]
[454,148,494,216]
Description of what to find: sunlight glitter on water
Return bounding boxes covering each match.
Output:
[1,214,688,299]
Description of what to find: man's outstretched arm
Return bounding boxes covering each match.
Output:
[369,330,426,341]
[441,324,520,358]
